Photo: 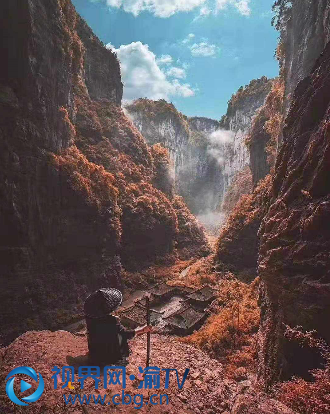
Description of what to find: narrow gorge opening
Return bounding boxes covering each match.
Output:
[1,1,330,413]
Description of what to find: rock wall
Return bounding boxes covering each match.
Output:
[275,0,330,114]
[253,0,330,387]
[215,174,271,279]
[219,77,272,191]
[258,41,330,387]
[125,99,224,216]
[247,78,284,186]
[126,84,271,222]
[0,0,208,344]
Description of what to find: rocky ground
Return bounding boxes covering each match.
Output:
[0,330,294,413]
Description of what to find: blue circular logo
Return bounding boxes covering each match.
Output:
[6,367,44,406]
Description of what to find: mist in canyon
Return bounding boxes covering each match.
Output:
[125,76,271,232]
[1,1,330,413]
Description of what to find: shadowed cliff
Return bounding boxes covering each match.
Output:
[0,0,209,344]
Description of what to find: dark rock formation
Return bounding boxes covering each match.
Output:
[247,78,284,186]
[215,175,271,279]
[258,41,330,387]
[0,0,208,344]
[221,166,253,215]
[248,110,272,186]
[274,0,330,114]
[76,17,122,104]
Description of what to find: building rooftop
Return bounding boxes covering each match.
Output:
[119,304,147,325]
[170,285,195,294]
[149,282,176,296]
[186,285,217,302]
[164,306,205,330]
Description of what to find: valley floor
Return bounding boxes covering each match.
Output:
[0,252,296,413]
[0,330,293,413]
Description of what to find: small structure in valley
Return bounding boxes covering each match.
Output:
[119,300,162,329]
[148,282,177,304]
[117,282,217,335]
[163,305,207,335]
[185,285,217,309]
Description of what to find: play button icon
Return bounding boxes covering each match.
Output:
[21,380,32,393]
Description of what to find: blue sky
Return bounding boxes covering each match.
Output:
[72,0,279,119]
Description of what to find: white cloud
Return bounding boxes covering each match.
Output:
[200,5,212,16]
[106,42,195,101]
[209,129,234,145]
[166,67,186,79]
[193,5,212,21]
[182,33,195,44]
[207,129,234,165]
[207,147,225,165]
[95,0,206,18]
[216,0,251,16]
[189,42,219,57]
[216,0,229,9]
[235,0,251,16]
[156,55,173,65]
[90,0,250,17]
[171,79,195,97]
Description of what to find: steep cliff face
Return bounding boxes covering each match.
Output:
[214,78,275,275]
[258,41,330,387]
[248,1,330,188]
[217,2,330,275]
[125,99,224,216]
[219,77,273,190]
[215,175,271,279]
[126,85,270,223]
[247,78,284,186]
[274,0,330,114]
[125,99,190,173]
[0,0,208,343]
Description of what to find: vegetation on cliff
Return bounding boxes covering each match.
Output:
[215,175,272,278]
[0,0,208,343]
[220,77,272,129]
[185,274,260,380]
[258,40,330,387]
[246,78,285,185]
[221,166,253,215]
[126,98,191,137]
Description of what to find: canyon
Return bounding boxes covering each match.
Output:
[0,0,209,344]
[125,77,272,227]
[1,0,330,413]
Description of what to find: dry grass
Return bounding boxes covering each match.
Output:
[264,78,285,165]
[222,166,253,215]
[214,175,272,276]
[59,106,76,140]
[183,274,260,378]
[275,327,330,414]
[150,143,174,197]
[52,145,119,213]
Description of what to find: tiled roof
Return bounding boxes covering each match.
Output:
[120,304,146,325]
[165,306,205,330]
[186,285,217,302]
[149,282,176,296]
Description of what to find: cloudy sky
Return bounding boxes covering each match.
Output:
[72,0,279,119]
